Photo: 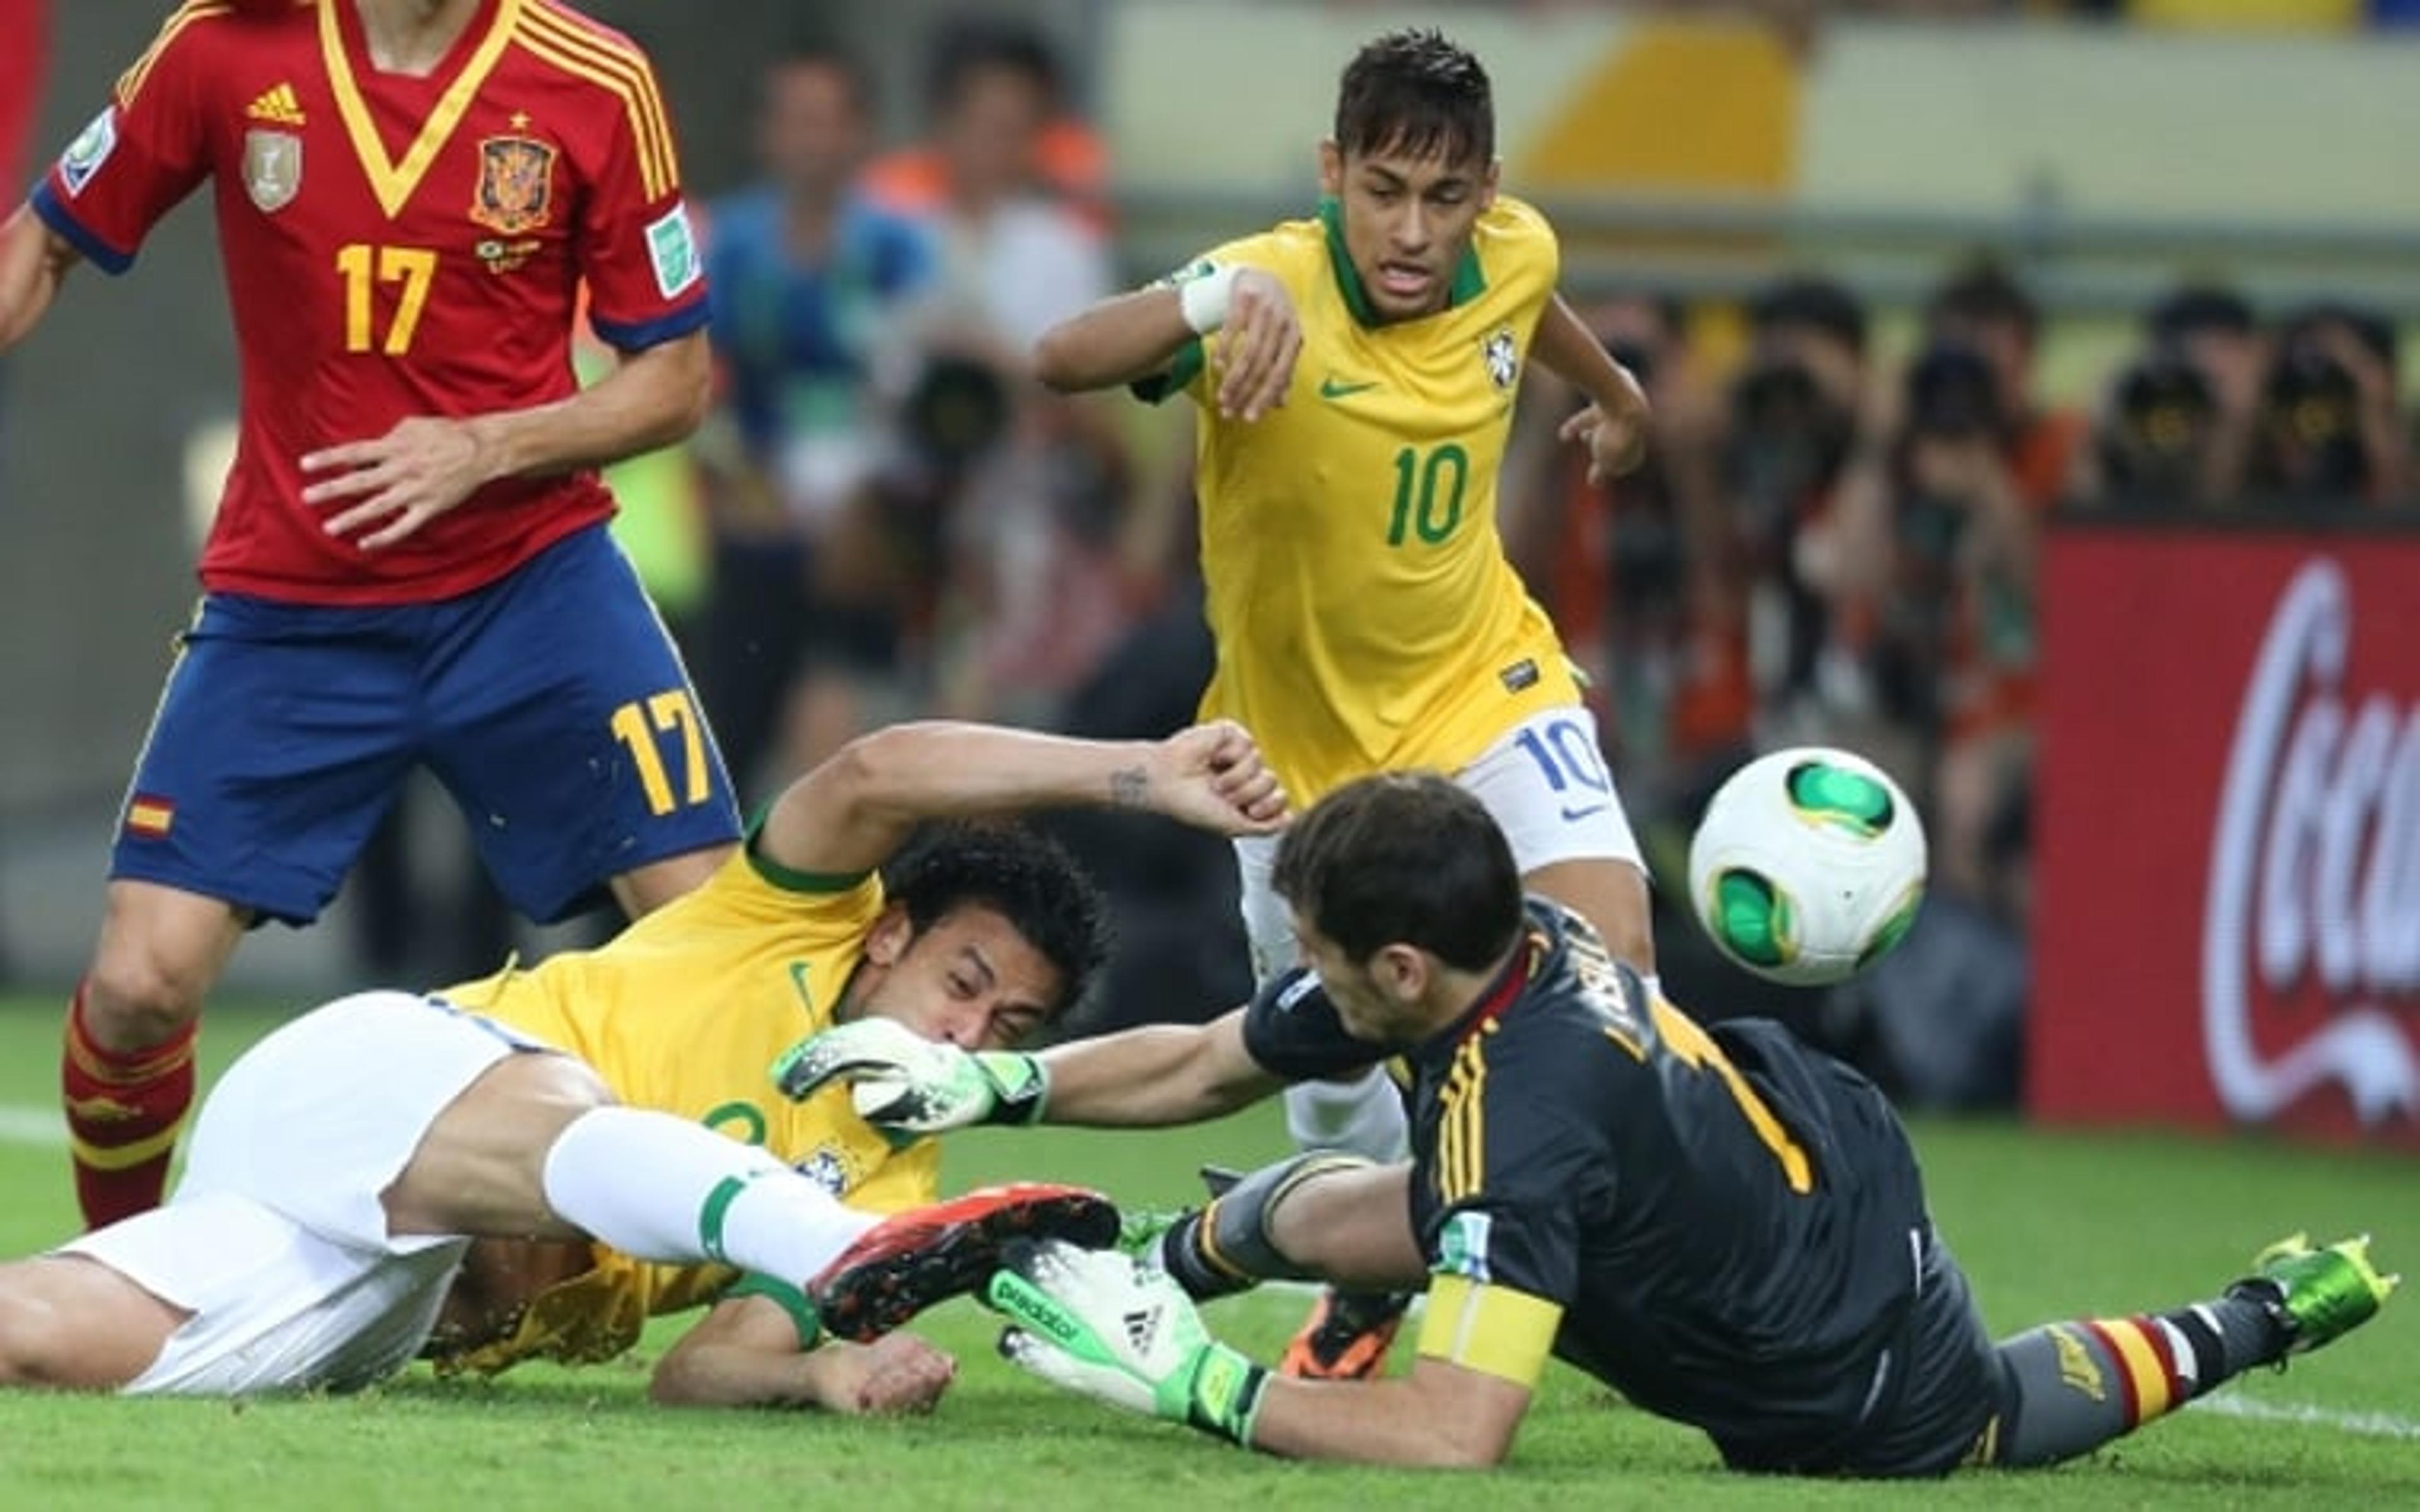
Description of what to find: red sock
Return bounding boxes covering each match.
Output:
[61,983,197,1230]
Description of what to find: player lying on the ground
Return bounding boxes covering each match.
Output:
[780,772,2397,1472]
[0,719,1288,1408]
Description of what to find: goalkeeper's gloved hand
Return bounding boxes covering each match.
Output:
[988,1239,1269,1448]
[770,1018,1047,1133]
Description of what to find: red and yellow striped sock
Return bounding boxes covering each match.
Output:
[2077,1314,2196,1429]
[61,983,197,1230]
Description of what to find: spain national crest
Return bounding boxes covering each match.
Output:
[471,135,556,235]
[241,129,301,214]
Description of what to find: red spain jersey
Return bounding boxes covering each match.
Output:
[31,0,708,604]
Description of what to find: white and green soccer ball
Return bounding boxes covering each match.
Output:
[1687,747,1927,987]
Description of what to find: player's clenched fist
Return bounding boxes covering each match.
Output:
[1146,720,1289,835]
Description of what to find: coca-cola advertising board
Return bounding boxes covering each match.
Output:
[2032,523,2420,1148]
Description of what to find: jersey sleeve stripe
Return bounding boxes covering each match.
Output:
[515,8,678,199]
[113,0,233,108]
[1415,1274,1559,1389]
[30,180,136,275]
[589,297,710,353]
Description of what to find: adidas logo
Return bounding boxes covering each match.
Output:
[245,83,307,127]
[1122,1305,1160,1353]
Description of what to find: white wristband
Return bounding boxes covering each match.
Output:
[1178,263,1240,336]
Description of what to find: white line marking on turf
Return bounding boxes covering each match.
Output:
[0,1105,65,1148]
[2191,1394,2420,1440]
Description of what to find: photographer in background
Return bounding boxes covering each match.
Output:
[2085,350,2228,510]
[1717,276,1882,738]
[2247,304,2409,505]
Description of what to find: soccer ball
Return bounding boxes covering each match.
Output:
[1686,747,1927,987]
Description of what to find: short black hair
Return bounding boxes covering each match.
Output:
[1749,274,1868,358]
[882,820,1111,1025]
[926,16,1064,115]
[2146,284,2255,345]
[766,35,870,112]
[1927,258,2040,346]
[1272,772,1524,973]
[1334,29,1494,168]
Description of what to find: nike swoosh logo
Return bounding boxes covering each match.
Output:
[1319,376,1380,399]
[788,961,815,1015]
[1559,803,1610,823]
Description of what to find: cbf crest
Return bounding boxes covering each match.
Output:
[470,135,556,235]
[1482,326,1520,391]
[242,130,301,214]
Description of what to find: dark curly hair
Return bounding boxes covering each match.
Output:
[881,820,1112,1026]
[1334,28,1494,168]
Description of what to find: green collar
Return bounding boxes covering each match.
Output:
[1318,195,1487,328]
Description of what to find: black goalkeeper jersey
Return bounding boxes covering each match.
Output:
[1242,898,1952,1469]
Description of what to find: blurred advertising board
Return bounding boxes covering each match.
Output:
[2033,516,2420,1148]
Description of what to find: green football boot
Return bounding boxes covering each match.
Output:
[2230,1232,2399,1356]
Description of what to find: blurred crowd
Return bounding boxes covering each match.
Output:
[49,9,2365,1094]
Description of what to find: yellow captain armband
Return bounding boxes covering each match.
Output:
[1415,1274,1562,1390]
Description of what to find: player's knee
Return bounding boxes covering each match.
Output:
[0,1283,87,1389]
[80,951,209,1051]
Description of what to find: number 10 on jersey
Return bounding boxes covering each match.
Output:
[1387,444,1468,546]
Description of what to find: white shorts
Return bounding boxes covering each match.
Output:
[58,990,542,1395]
[1236,706,1645,982]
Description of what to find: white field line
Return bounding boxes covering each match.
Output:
[0,1104,64,1148]
[2189,1393,2420,1440]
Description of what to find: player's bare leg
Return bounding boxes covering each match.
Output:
[65,881,246,1228]
[608,840,739,919]
[1523,856,1656,974]
[1262,1162,1427,1292]
[386,1044,1111,1337]
[0,1253,188,1390]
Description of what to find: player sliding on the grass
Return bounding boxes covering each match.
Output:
[782,771,2397,1472]
[0,719,1287,1409]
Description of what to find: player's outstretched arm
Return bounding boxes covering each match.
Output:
[1035,266,1298,421]
[652,1295,957,1412]
[775,1005,1284,1131]
[0,204,80,352]
[1032,285,1196,394]
[758,719,1288,882]
[303,328,713,551]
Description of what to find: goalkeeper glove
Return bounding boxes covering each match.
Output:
[771,1018,1047,1133]
[989,1239,1268,1448]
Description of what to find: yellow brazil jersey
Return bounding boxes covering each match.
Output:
[1147,195,1582,805]
[430,845,938,1372]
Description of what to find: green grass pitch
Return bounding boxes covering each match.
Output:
[0,998,2411,1511]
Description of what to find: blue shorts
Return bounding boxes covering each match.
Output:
[111,524,740,925]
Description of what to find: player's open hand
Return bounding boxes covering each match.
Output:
[1559,379,1651,486]
[771,1017,1047,1131]
[302,416,495,550]
[809,1334,959,1415]
[1213,269,1301,423]
[1145,721,1289,836]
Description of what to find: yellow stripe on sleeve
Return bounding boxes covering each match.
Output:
[115,1,234,108]
[1415,1274,1561,1390]
[516,6,679,198]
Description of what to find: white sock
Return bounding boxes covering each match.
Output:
[539,1107,878,1283]
[1282,1067,1409,1162]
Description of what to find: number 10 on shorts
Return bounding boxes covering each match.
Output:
[610,690,711,816]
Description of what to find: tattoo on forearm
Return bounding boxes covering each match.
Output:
[1110,766,1150,808]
